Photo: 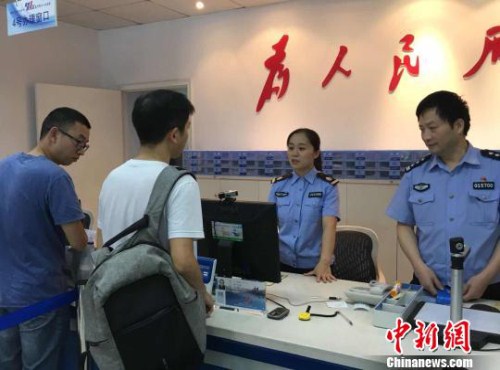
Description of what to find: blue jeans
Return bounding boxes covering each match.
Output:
[0,307,69,370]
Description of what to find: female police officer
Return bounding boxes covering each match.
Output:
[268,128,340,283]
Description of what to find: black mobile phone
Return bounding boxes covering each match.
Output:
[267,307,290,320]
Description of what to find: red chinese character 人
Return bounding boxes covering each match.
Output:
[389,34,420,93]
[463,26,500,78]
[413,320,439,352]
[256,35,290,112]
[322,45,351,88]
[443,320,471,353]
[386,317,412,355]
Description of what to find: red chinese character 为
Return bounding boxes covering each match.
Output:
[386,317,412,355]
[256,34,290,113]
[463,25,500,78]
[389,34,420,93]
[322,45,351,88]
[443,320,471,353]
[413,320,439,352]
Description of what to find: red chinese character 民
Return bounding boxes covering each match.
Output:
[256,34,290,113]
[322,45,351,88]
[386,317,412,355]
[443,320,471,353]
[463,26,500,78]
[413,320,439,352]
[389,34,420,93]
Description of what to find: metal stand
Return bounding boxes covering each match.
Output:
[449,237,469,322]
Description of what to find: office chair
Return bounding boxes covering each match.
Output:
[82,210,94,230]
[331,225,385,283]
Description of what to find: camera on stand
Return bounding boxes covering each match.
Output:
[217,190,238,203]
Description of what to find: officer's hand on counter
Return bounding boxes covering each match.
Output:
[463,274,489,301]
[414,263,443,296]
[305,261,336,283]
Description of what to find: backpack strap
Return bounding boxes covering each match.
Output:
[101,215,149,250]
[125,166,194,249]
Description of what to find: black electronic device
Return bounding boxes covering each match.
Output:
[470,303,500,313]
[198,199,281,283]
[267,307,290,320]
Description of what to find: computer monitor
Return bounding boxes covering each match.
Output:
[197,199,281,283]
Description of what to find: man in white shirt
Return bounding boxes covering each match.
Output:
[96,89,213,313]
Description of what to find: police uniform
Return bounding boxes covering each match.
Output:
[268,168,340,269]
[386,144,500,288]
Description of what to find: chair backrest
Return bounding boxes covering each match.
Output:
[331,225,383,283]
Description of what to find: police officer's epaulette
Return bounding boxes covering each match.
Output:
[480,149,500,161]
[270,173,292,184]
[404,154,432,173]
[316,172,339,186]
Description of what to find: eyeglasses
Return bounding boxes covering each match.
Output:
[57,128,89,152]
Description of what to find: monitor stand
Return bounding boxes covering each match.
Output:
[215,239,233,278]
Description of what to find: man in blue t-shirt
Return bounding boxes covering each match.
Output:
[0,107,90,370]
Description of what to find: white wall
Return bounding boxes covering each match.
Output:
[0,11,100,158]
[99,0,500,152]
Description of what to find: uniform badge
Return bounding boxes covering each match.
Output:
[275,191,289,197]
[308,191,323,198]
[473,180,495,190]
[413,183,430,192]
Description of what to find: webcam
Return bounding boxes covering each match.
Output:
[217,190,238,202]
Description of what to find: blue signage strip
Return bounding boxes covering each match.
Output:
[6,0,57,36]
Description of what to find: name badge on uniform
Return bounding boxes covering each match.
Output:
[275,191,289,197]
[308,191,323,198]
[472,181,495,190]
[413,183,430,192]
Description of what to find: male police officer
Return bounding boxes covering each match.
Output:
[386,91,500,301]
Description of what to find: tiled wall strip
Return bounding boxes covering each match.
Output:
[182,150,433,180]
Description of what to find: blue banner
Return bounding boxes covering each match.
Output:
[6,0,57,36]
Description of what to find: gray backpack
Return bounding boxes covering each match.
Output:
[81,166,206,370]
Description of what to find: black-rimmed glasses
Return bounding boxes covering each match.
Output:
[57,128,89,152]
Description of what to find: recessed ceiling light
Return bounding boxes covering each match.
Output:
[196,1,205,10]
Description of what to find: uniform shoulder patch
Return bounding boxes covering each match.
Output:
[270,172,292,184]
[480,149,500,161]
[404,154,432,173]
[316,172,339,186]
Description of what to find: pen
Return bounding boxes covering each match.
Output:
[329,296,341,300]
[338,311,353,326]
[219,306,238,312]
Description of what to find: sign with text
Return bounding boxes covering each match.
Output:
[6,0,57,36]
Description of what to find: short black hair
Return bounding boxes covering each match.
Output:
[416,91,471,136]
[132,90,195,145]
[40,107,91,140]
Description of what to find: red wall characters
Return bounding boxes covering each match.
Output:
[256,27,499,112]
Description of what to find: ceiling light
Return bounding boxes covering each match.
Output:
[196,1,205,10]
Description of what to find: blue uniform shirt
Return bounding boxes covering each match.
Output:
[268,168,340,269]
[0,153,83,307]
[386,144,500,286]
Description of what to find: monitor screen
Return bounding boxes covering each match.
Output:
[198,199,281,283]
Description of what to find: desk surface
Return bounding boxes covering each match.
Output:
[206,273,498,370]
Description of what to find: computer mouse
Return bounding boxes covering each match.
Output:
[469,303,500,313]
